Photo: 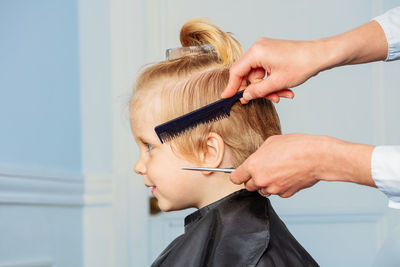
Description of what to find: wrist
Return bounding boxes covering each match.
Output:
[315,21,388,71]
[317,136,375,187]
[314,36,349,72]
[304,39,335,76]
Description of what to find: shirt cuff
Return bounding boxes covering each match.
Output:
[388,199,400,209]
[373,6,400,61]
[371,146,400,209]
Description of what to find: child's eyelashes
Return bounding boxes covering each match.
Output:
[137,137,156,152]
[144,143,154,152]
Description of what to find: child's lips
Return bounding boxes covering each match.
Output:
[145,184,157,194]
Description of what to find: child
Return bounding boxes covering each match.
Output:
[130,18,319,266]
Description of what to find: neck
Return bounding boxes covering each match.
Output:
[195,173,245,209]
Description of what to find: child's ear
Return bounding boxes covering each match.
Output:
[199,132,225,174]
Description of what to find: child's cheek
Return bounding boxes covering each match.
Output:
[146,158,158,179]
[147,153,170,182]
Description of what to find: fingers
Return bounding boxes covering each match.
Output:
[232,73,295,103]
[239,79,250,104]
[265,93,280,103]
[243,76,294,101]
[222,70,248,99]
[265,89,295,103]
[222,52,255,98]
[242,68,266,103]
[232,165,298,198]
[247,67,265,83]
[242,75,280,101]
[243,69,295,104]
[244,179,258,191]
[240,98,250,104]
[230,163,251,185]
[276,89,294,98]
[257,190,271,198]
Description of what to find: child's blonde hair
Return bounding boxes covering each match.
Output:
[131,18,281,167]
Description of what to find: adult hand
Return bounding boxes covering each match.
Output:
[222,21,387,104]
[222,38,324,104]
[230,133,376,198]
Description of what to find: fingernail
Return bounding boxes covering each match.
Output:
[243,92,252,101]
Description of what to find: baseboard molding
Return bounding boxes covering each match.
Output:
[0,259,53,267]
[0,171,113,206]
[0,162,84,182]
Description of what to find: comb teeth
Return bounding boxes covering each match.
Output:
[158,112,229,143]
[155,90,244,143]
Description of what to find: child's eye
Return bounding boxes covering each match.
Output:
[145,143,153,151]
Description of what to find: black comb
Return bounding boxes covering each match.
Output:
[155,90,244,143]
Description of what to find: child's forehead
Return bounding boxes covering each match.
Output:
[132,88,162,112]
[130,92,162,133]
[131,77,181,120]
[130,77,184,135]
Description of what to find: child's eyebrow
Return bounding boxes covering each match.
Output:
[137,137,147,143]
[138,136,153,144]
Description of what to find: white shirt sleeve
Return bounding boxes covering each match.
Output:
[371,146,400,209]
[373,6,400,61]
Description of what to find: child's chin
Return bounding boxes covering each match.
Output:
[158,201,174,212]
[158,201,186,212]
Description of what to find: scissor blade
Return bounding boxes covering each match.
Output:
[182,167,235,173]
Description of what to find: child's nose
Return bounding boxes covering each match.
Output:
[134,160,146,175]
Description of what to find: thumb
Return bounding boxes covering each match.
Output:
[222,53,254,98]
[242,75,281,101]
[230,162,251,185]
[222,76,245,98]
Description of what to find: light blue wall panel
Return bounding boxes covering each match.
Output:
[0,205,83,267]
[0,0,81,173]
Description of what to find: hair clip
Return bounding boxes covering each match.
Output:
[166,44,216,60]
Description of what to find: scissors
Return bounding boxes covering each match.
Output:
[182,167,270,197]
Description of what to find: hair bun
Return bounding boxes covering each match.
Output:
[180,18,243,66]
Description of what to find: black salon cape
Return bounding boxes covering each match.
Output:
[151,189,319,267]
